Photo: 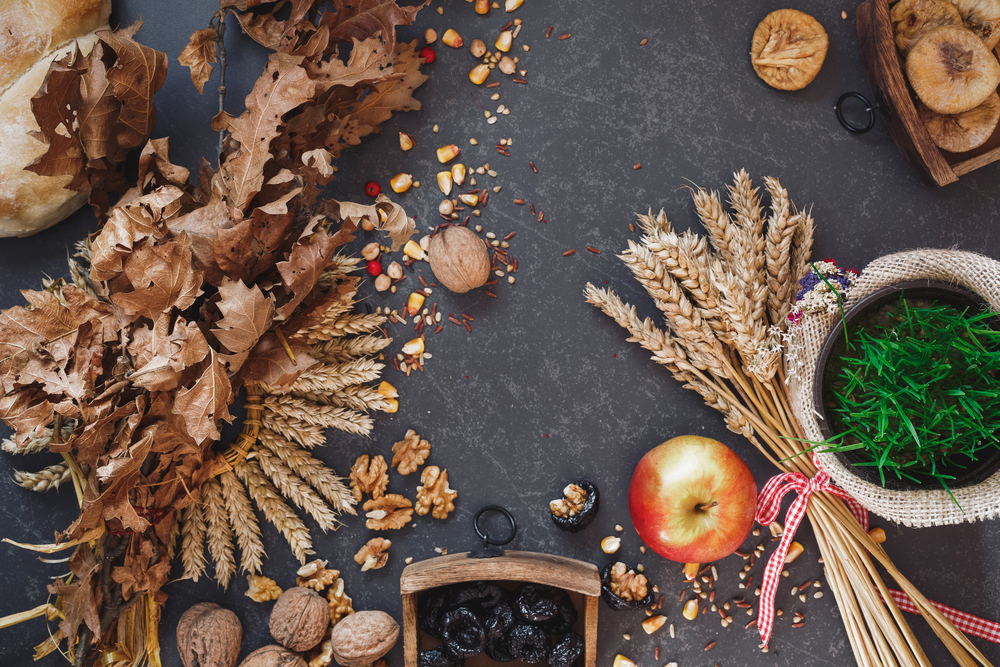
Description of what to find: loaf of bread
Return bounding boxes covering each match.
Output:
[0,0,111,238]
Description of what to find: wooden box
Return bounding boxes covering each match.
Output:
[400,551,601,667]
[856,0,1000,186]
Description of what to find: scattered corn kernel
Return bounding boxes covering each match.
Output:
[615,524,624,532]
[682,599,699,621]
[868,527,886,544]
[600,536,621,554]
[442,28,463,48]
[436,171,453,195]
[683,562,700,581]
[401,337,425,356]
[641,615,666,634]
[459,193,479,206]
[495,30,512,52]
[505,0,523,10]
[784,541,804,564]
[475,0,489,13]
[405,293,426,317]
[613,655,636,667]
[469,64,490,85]
[436,144,462,163]
[769,521,784,537]
[377,381,398,398]
[390,173,412,193]
[382,397,399,413]
[451,163,467,185]
[403,240,426,261]
[399,132,415,151]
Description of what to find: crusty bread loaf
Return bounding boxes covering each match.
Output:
[0,0,111,238]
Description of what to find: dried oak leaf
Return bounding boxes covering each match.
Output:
[354,537,391,571]
[276,222,343,320]
[349,454,389,502]
[363,494,413,530]
[305,36,400,94]
[109,234,204,323]
[211,278,276,372]
[179,28,218,94]
[327,194,414,252]
[47,548,100,642]
[90,186,186,281]
[415,466,456,520]
[236,331,316,393]
[318,0,428,54]
[232,0,317,52]
[78,40,121,163]
[213,53,316,211]
[172,349,234,445]
[167,200,235,287]
[129,316,211,392]
[391,429,429,475]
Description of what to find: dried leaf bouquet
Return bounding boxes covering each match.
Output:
[586,171,992,667]
[0,0,430,664]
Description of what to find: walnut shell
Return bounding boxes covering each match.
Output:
[177,602,243,667]
[238,645,307,667]
[270,587,331,653]
[427,226,490,293]
[329,611,399,667]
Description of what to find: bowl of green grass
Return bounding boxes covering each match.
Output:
[813,280,1000,496]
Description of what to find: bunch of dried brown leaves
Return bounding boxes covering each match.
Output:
[0,1,429,664]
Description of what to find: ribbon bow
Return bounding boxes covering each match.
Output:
[753,456,868,646]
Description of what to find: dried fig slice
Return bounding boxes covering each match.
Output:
[891,0,963,54]
[750,9,829,90]
[918,90,1000,151]
[951,0,1000,49]
[906,25,1000,113]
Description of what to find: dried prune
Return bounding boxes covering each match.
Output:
[508,623,551,664]
[549,480,600,533]
[548,632,584,667]
[451,581,504,612]
[600,563,654,611]
[418,646,462,667]
[542,590,578,634]
[514,584,559,623]
[484,634,517,662]
[419,586,455,639]
[484,598,516,639]
[441,607,486,659]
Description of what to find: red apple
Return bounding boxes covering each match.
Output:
[628,435,757,562]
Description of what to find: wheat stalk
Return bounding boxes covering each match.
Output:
[164,521,179,563]
[219,469,264,574]
[13,464,72,492]
[201,477,237,588]
[264,395,374,436]
[258,429,356,515]
[763,177,797,326]
[2,422,75,455]
[234,459,313,563]
[262,411,327,449]
[293,385,393,413]
[180,502,208,582]
[311,334,392,363]
[252,446,341,532]
[691,188,735,265]
[791,207,816,284]
[286,358,385,394]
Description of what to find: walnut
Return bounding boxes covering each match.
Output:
[238,645,307,667]
[609,561,648,602]
[270,587,330,653]
[177,602,242,667]
[330,611,399,667]
[296,559,340,592]
[307,629,334,667]
[364,494,414,530]
[349,455,388,502]
[549,483,587,518]
[428,225,491,293]
[326,577,355,626]
[247,574,283,602]
[414,466,457,520]
[354,538,392,571]
[391,429,430,475]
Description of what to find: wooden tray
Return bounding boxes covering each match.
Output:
[399,551,601,667]
[856,0,1000,186]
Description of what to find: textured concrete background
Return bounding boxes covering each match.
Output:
[1,0,1000,666]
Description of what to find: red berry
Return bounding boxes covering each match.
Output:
[365,181,381,197]
[419,46,436,64]
[366,260,382,277]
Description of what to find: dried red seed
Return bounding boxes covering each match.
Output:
[654,647,659,661]
[704,642,716,651]
[434,325,443,333]
[629,223,635,232]
[513,77,528,84]
[484,290,497,297]
[501,21,512,31]
[393,358,400,370]
[546,25,553,38]
[792,622,804,628]
[529,161,537,172]
[514,198,525,205]
[559,33,571,39]
[487,81,500,88]
[537,210,544,221]
[464,320,472,333]
[503,231,515,240]
[634,162,642,169]
[418,46,436,63]
[746,619,757,629]
[529,203,535,215]
[562,249,575,256]
[484,279,498,285]
[586,246,601,254]
[418,275,428,287]
[463,216,470,227]
[365,181,381,196]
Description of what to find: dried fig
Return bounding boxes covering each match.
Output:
[951,0,1000,48]
[918,90,1000,150]
[330,610,399,667]
[892,0,963,54]
[427,226,490,293]
[270,587,331,653]
[907,25,1000,113]
[177,602,243,667]
[750,9,829,90]
[239,645,307,667]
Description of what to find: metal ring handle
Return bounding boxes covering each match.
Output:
[473,505,517,546]
[835,92,877,134]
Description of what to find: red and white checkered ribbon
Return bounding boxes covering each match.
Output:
[881,589,1000,643]
[753,458,868,646]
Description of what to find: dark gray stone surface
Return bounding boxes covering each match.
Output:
[1,1,999,666]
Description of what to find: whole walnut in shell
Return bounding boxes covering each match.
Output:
[238,645,307,667]
[427,226,490,293]
[270,587,331,652]
[330,610,399,667]
[177,602,242,667]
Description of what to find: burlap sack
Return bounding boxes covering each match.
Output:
[789,249,1000,527]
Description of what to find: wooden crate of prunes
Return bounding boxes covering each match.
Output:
[400,551,600,667]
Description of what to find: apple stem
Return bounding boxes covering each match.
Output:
[696,501,719,512]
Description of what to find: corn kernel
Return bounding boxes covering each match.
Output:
[600,535,620,553]
[382,398,399,413]
[458,193,479,206]
[390,173,412,193]
[682,599,699,621]
[399,132,415,151]
[442,29,463,48]
[402,337,425,356]
[769,521,784,537]
[868,527,886,544]
[468,64,490,85]
[405,293,426,317]
[451,163,467,185]
[683,562,700,581]
[436,144,462,163]
[641,615,666,634]
[613,655,636,667]
[475,0,489,13]
[505,0,523,10]
[436,171,453,195]
[495,31,512,52]
[403,240,426,260]
[377,381,398,398]
[784,541,804,564]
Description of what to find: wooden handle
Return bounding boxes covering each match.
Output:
[400,551,601,596]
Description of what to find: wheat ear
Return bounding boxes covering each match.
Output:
[164,519,180,563]
[311,334,392,363]
[763,176,797,325]
[293,385,393,413]
[634,208,672,235]
[180,501,208,582]
[262,411,327,449]
[14,464,72,492]
[790,207,816,285]
[691,188,734,265]
[253,446,341,532]
[234,459,313,564]
[201,477,237,588]
[2,421,74,455]
[258,429,356,515]
[288,358,385,394]
[265,395,375,436]
[219,470,264,574]
[711,261,764,365]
